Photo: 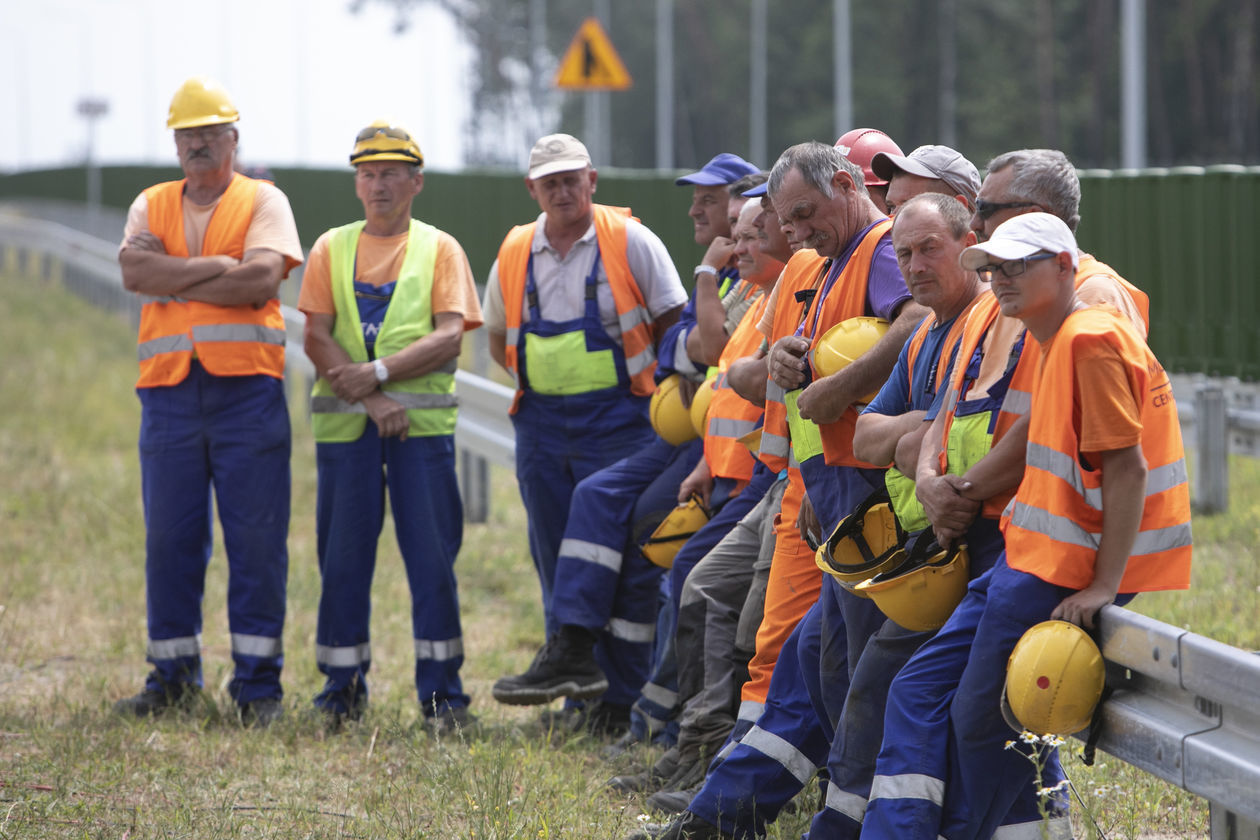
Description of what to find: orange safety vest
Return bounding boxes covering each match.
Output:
[761,221,890,471]
[703,290,770,483]
[937,261,1151,519]
[758,250,828,472]
[496,204,657,413]
[1001,307,1191,592]
[136,174,287,387]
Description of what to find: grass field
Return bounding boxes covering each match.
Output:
[2,268,1255,839]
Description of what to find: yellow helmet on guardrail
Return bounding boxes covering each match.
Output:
[1001,620,1106,736]
[815,488,905,596]
[651,374,701,446]
[854,535,968,630]
[641,495,711,568]
[811,316,889,402]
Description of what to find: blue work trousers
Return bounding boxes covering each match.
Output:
[809,518,1005,838]
[630,464,776,740]
[511,388,655,638]
[861,554,1116,840]
[313,428,468,718]
[552,436,703,705]
[137,365,289,706]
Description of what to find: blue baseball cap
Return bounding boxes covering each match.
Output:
[676,152,760,186]
[742,182,768,198]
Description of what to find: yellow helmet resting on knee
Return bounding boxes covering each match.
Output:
[1001,620,1106,736]
[854,535,968,630]
[641,495,711,569]
[810,316,889,403]
[815,488,905,596]
[651,374,701,446]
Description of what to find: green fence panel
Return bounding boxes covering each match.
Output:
[6,165,1259,381]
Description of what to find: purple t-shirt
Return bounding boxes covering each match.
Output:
[806,221,910,330]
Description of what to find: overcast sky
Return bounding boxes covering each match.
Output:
[2,0,473,173]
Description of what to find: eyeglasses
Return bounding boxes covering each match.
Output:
[975,252,1057,278]
[974,199,1038,220]
[174,124,233,143]
[355,124,412,143]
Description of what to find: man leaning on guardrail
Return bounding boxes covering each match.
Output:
[114,76,304,728]
[862,212,1193,840]
[299,121,483,736]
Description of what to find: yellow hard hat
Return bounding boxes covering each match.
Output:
[1002,620,1106,736]
[651,374,701,446]
[350,120,425,167]
[690,376,717,438]
[811,316,890,402]
[854,536,969,630]
[167,76,239,130]
[641,495,712,568]
[815,488,906,596]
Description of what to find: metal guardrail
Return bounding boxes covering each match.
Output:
[1094,605,1260,835]
[5,210,1260,836]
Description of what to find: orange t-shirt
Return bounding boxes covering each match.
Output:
[1062,314,1143,457]
[298,228,483,330]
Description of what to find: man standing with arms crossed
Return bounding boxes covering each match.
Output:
[300,121,482,733]
[115,77,303,726]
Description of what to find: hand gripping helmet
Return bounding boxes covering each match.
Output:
[350,120,425,167]
[641,495,712,569]
[1002,620,1106,736]
[815,487,906,596]
[167,76,239,130]
[651,374,701,446]
[834,128,904,188]
[689,376,717,438]
[811,316,890,402]
[854,533,969,631]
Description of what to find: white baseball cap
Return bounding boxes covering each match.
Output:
[527,133,592,180]
[960,212,1079,272]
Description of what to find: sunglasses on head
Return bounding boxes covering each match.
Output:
[356,125,412,143]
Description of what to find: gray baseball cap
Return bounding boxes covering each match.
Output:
[871,145,981,204]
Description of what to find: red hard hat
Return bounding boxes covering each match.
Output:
[834,129,904,187]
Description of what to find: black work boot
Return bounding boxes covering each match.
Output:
[113,682,201,718]
[492,625,607,705]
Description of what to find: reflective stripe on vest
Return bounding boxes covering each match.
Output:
[704,288,769,482]
[1002,308,1191,592]
[310,219,458,442]
[496,204,658,412]
[759,250,828,471]
[136,174,288,387]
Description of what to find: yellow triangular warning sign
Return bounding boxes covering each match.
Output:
[555,18,633,91]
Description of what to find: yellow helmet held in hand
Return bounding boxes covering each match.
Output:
[651,374,700,446]
[815,488,905,596]
[641,495,711,568]
[690,376,717,438]
[350,120,425,167]
[854,535,968,630]
[1002,620,1106,737]
[811,316,889,402]
[167,76,239,130]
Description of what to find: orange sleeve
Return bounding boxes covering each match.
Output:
[296,231,335,316]
[1074,337,1143,455]
[430,231,484,331]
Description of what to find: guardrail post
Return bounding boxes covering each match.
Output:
[459,448,490,524]
[1194,384,1228,513]
[1210,802,1260,839]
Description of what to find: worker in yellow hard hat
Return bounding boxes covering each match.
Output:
[113,76,303,727]
[299,120,482,735]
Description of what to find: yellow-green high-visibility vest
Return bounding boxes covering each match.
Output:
[310,219,458,442]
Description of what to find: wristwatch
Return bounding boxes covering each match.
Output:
[373,358,390,383]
